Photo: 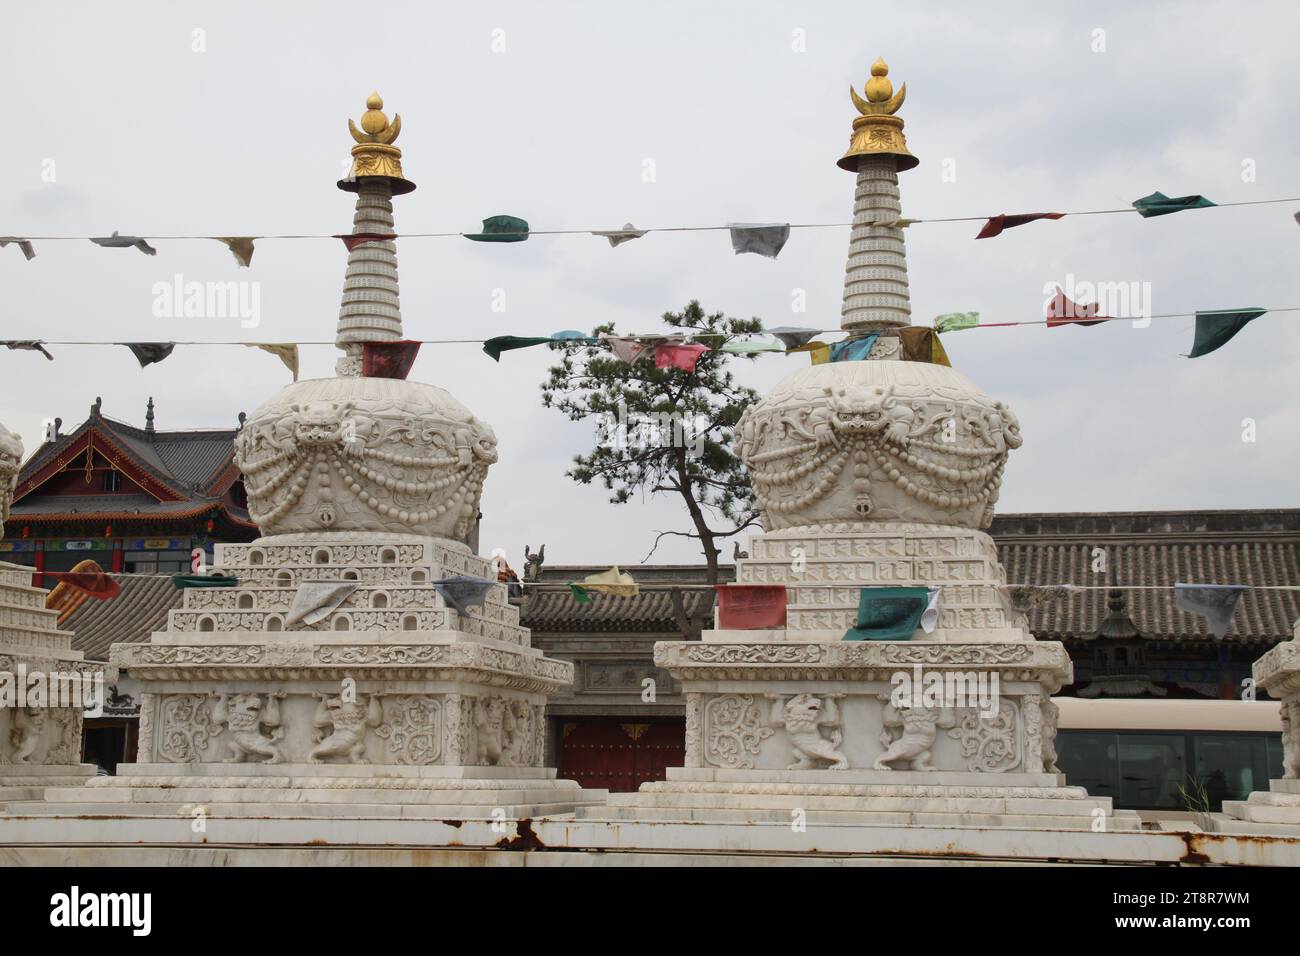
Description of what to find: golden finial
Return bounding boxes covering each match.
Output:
[838,57,918,172]
[339,91,415,195]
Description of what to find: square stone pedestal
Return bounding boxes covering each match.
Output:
[576,638,1141,831]
[11,536,606,822]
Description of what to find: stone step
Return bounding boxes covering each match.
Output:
[578,805,1144,830]
[604,791,1112,815]
[2,799,605,820]
[39,785,596,806]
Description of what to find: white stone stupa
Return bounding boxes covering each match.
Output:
[579,60,1141,832]
[26,93,605,822]
[0,424,108,803]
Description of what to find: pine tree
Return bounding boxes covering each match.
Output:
[541,300,762,583]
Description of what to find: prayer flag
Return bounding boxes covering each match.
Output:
[842,586,929,641]
[483,335,551,361]
[433,576,497,616]
[975,213,1064,239]
[171,574,238,589]
[285,582,358,627]
[123,343,176,368]
[465,215,529,242]
[0,237,35,260]
[787,341,830,364]
[568,583,594,604]
[830,331,880,363]
[90,232,157,256]
[335,232,397,251]
[768,327,820,350]
[215,237,256,267]
[715,584,788,629]
[1187,308,1267,358]
[3,341,53,361]
[591,222,647,247]
[897,327,951,366]
[1132,191,1216,218]
[245,343,300,381]
[935,312,980,334]
[362,340,421,378]
[1045,286,1109,328]
[44,569,121,601]
[728,223,791,258]
[600,334,652,364]
[580,566,639,597]
[1174,583,1247,638]
[654,342,710,372]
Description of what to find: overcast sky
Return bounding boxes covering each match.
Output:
[1,0,1297,568]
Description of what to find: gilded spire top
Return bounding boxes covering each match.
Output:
[838,56,918,172]
[350,91,402,144]
[850,57,906,116]
[339,90,415,195]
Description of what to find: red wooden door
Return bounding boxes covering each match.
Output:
[557,717,685,792]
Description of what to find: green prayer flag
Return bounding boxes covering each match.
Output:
[935,312,980,334]
[842,586,929,641]
[465,215,530,242]
[483,335,551,361]
[172,574,238,589]
[1132,191,1216,218]
[568,583,593,604]
[1187,308,1267,358]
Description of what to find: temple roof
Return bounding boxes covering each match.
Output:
[60,573,180,661]
[12,403,253,528]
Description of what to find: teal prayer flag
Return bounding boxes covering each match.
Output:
[1187,308,1267,358]
[568,583,593,604]
[843,586,929,641]
[830,332,880,363]
[1132,191,1216,218]
[935,312,980,334]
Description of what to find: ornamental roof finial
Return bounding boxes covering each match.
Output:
[838,57,918,172]
[338,91,416,195]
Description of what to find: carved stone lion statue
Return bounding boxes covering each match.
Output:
[875,695,954,771]
[212,691,285,764]
[311,692,382,763]
[766,693,848,770]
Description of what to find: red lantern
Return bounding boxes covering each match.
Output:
[104,524,112,537]
[206,518,216,533]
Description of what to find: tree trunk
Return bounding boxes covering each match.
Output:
[675,449,720,584]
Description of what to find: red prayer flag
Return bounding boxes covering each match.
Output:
[335,233,398,251]
[43,570,121,601]
[362,340,421,379]
[716,584,788,629]
[975,212,1065,240]
[653,342,710,372]
[1045,286,1110,328]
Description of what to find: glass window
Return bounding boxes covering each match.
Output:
[1055,731,1119,800]
[1116,734,1186,810]
[1191,734,1273,811]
